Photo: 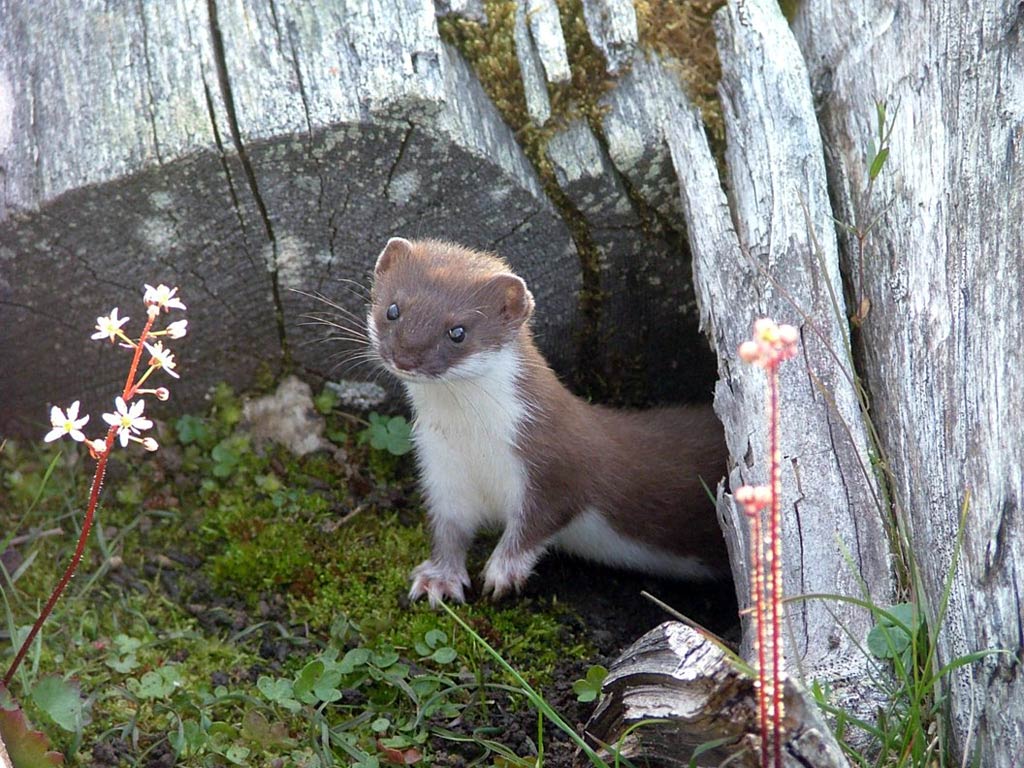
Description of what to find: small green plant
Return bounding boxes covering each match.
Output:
[846,98,898,325]
[867,602,920,673]
[314,386,340,415]
[360,412,413,456]
[572,664,608,703]
[29,676,85,735]
[0,698,64,767]
[210,435,252,479]
[174,413,213,447]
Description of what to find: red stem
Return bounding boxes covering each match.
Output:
[750,508,769,767]
[3,313,156,687]
[768,364,784,768]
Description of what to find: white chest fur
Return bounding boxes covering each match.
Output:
[404,346,531,530]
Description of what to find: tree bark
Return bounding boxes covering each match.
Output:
[584,1,896,759]
[675,0,894,724]
[0,0,579,435]
[791,2,1024,763]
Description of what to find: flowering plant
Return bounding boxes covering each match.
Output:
[3,284,188,688]
[734,318,799,768]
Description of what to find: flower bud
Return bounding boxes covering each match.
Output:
[735,484,771,515]
[141,437,159,452]
[154,387,170,401]
[753,485,772,507]
[738,340,761,363]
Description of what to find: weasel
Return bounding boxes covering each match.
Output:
[367,237,729,604]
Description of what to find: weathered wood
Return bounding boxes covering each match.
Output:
[580,0,894,758]
[0,0,578,436]
[791,2,1024,763]
[544,115,713,402]
[581,0,638,74]
[659,0,893,746]
[519,1,716,402]
[584,622,847,767]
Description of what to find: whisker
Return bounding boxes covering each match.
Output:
[290,288,370,326]
[323,275,371,294]
[295,323,369,342]
[297,337,369,352]
[295,314,370,338]
[300,300,369,329]
[331,356,386,379]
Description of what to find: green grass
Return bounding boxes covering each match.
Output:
[0,385,592,766]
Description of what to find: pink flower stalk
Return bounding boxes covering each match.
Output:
[736,318,799,768]
[2,284,187,689]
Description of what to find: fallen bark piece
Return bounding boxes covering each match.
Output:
[582,622,849,768]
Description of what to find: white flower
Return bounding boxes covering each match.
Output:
[164,319,188,339]
[143,284,186,314]
[44,401,90,443]
[102,397,153,448]
[145,341,180,379]
[91,308,130,343]
[90,438,108,454]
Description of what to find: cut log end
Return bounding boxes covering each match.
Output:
[581,621,849,768]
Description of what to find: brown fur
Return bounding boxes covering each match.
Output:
[369,238,729,600]
[513,337,728,567]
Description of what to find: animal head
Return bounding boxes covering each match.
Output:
[368,238,534,381]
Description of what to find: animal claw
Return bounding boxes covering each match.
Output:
[408,560,470,606]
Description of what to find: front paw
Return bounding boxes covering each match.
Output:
[409,560,471,607]
[481,554,535,600]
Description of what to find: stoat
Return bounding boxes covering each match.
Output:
[366,237,729,604]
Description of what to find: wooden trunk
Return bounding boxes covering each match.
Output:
[792,1,1024,762]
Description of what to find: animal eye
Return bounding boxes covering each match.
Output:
[448,325,466,343]
[386,303,400,321]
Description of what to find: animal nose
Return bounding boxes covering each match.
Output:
[392,351,420,371]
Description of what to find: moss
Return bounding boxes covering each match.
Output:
[634,0,726,154]
[211,520,317,590]
[439,0,726,187]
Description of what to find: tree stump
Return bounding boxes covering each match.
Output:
[792,1,1024,763]
[0,1,579,434]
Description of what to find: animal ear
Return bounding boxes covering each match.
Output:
[493,274,534,327]
[375,237,412,276]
